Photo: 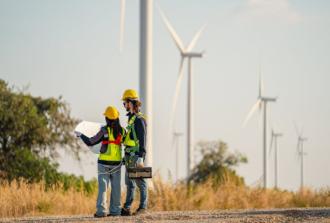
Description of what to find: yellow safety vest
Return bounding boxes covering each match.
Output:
[98,127,124,162]
[123,113,146,149]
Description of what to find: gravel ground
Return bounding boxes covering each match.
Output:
[1,208,330,223]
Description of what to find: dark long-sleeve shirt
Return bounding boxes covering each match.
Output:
[80,127,105,147]
[127,113,147,158]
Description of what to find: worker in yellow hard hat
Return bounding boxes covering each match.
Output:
[120,89,148,216]
[75,106,125,218]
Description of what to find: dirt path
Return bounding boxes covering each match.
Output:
[1,208,330,223]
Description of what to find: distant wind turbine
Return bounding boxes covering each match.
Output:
[158,6,205,178]
[269,129,283,189]
[243,69,277,188]
[294,123,308,189]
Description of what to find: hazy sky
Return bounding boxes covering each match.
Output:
[1,0,329,190]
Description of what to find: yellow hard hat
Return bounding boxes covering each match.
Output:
[103,106,120,120]
[122,89,139,101]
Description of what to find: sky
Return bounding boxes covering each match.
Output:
[0,0,329,191]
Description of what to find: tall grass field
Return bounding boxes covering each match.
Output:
[0,177,329,218]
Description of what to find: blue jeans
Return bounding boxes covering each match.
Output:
[124,170,148,209]
[96,163,121,216]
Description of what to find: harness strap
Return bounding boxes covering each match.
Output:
[125,114,141,153]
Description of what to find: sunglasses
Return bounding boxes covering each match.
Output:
[123,99,135,106]
[123,101,129,106]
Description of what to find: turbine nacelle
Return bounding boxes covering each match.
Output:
[272,131,283,138]
[173,132,184,137]
[181,52,204,58]
[274,133,283,137]
[260,97,277,102]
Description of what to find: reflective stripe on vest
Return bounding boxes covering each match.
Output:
[98,127,123,162]
[102,135,121,145]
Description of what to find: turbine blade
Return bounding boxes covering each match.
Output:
[243,99,262,127]
[293,121,300,137]
[258,68,264,98]
[119,0,126,53]
[186,24,206,52]
[158,6,185,53]
[300,125,304,138]
[268,133,274,157]
[169,57,185,132]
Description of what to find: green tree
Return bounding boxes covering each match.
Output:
[189,140,248,186]
[0,79,81,184]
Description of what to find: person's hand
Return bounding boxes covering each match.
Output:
[136,157,144,168]
[74,131,82,138]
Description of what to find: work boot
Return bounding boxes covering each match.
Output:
[134,207,147,215]
[121,207,132,216]
[94,213,107,218]
[107,213,120,217]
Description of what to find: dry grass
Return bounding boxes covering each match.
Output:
[0,180,96,217]
[150,176,330,211]
[0,178,329,218]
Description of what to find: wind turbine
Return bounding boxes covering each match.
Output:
[243,71,277,188]
[173,132,184,181]
[158,7,205,178]
[269,129,283,189]
[294,123,308,189]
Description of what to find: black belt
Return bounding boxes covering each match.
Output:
[97,160,121,165]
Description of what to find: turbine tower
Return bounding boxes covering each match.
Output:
[243,71,277,188]
[159,7,205,178]
[173,132,184,181]
[295,124,308,189]
[119,0,126,52]
[269,129,283,189]
[139,0,153,168]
